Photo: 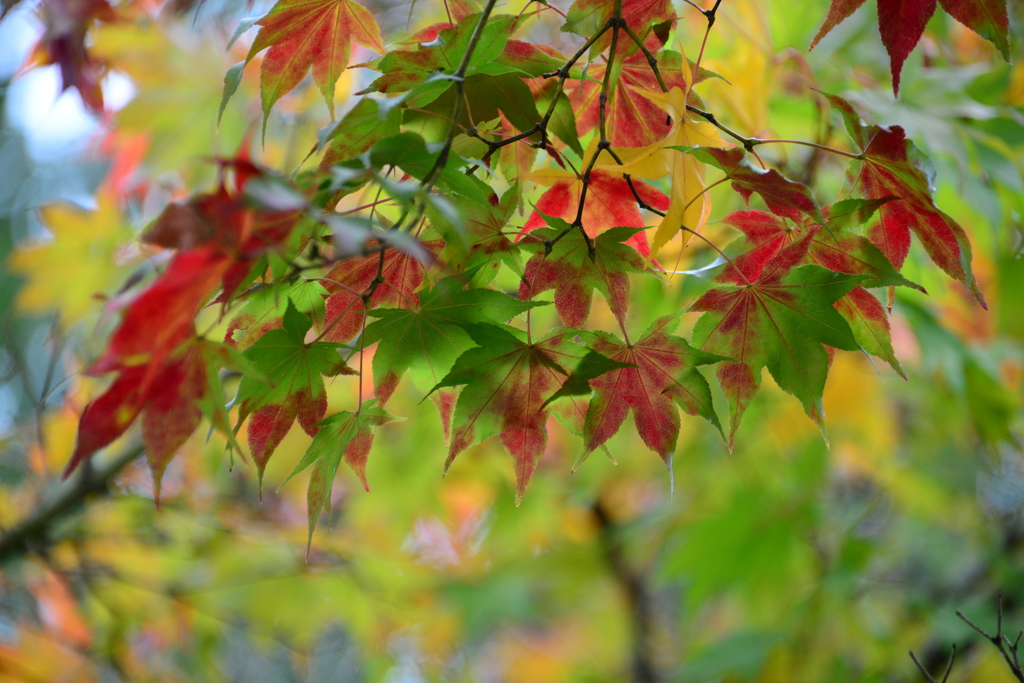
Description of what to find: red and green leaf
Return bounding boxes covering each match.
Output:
[718,204,923,291]
[824,93,985,306]
[518,218,649,327]
[562,0,676,55]
[578,312,726,473]
[835,285,905,378]
[226,280,328,350]
[236,301,356,492]
[691,235,865,446]
[717,205,916,376]
[319,239,445,343]
[430,324,626,502]
[281,400,399,550]
[428,185,524,276]
[244,0,385,128]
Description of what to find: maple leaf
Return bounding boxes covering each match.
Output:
[518,217,648,327]
[236,301,356,492]
[364,271,542,407]
[578,312,725,473]
[823,93,985,306]
[358,14,519,107]
[690,147,824,224]
[66,337,249,503]
[427,185,523,276]
[810,0,1010,95]
[835,285,905,378]
[691,234,865,446]
[600,87,724,256]
[564,43,713,148]
[523,167,668,258]
[90,246,232,376]
[319,97,403,168]
[9,192,129,322]
[319,239,445,343]
[718,203,922,291]
[430,324,627,502]
[281,399,399,549]
[716,203,921,375]
[141,154,303,304]
[226,280,328,350]
[31,0,115,112]
[562,0,676,55]
[243,0,385,128]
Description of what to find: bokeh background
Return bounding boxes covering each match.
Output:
[3,0,1024,680]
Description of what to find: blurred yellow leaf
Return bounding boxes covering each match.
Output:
[10,192,129,322]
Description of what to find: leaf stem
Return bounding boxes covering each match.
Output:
[421,0,501,193]
[748,138,863,160]
[679,225,752,286]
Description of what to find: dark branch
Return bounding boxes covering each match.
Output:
[0,443,144,564]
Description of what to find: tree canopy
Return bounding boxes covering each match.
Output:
[1,0,1024,680]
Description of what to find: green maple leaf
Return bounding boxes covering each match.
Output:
[236,300,355,492]
[363,270,546,405]
[281,399,400,552]
[360,14,522,107]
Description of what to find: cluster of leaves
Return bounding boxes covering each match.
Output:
[52,0,1011,547]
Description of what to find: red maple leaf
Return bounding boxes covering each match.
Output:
[67,337,243,504]
[823,93,985,306]
[810,0,1009,94]
[318,239,445,343]
[142,155,303,305]
[579,313,724,472]
[245,0,386,124]
[32,0,115,112]
[67,153,303,486]
[691,147,823,224]
[524,168,668,258]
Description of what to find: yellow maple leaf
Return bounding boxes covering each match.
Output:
[702,0,776,137]
[598,85,724,257]
[10,192,129,322]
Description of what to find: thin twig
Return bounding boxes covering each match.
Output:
[909,644,956,683]
[957,593,1024,682]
